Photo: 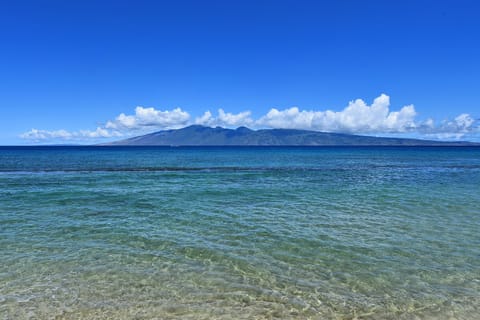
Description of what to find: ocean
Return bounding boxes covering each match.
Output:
[1,146,479,319]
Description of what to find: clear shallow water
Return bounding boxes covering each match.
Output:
[1,146,479,319]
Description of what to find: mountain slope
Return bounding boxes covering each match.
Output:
[103,125,477,146]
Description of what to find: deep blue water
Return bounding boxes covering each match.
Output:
[1,146,479,319]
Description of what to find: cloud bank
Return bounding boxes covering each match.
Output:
[256,94,417,133]
[20,94,479,142]
[20,127,123,140]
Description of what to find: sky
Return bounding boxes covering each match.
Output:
[1,0,479,144]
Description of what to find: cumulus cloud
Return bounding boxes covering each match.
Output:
[21,106,192,142]
[418,113,479,139]
[257,94,417,133]
[195,111,215,126]
[19,95,480,142]
[195,109,254,127]
[218,109,254,127]
[105,106,190,130]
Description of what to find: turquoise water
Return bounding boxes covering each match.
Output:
[1,146,479,319]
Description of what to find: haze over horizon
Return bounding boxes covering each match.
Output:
[1,1,479,144]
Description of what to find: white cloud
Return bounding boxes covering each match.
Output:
[20,106,192,142]
[195,111,215,126]
[20,129,73,140]
[257,94,417,133]
[195,109,254,127]
[79,127,122,138]
[105,106,190,130]
[19,95,480,142]
[418,113,479,140]
[20,127,122,141]
[218,109,254,127]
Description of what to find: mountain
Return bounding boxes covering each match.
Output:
[104,125,477,146]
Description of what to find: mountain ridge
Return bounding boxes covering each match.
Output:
[103,125,477,146]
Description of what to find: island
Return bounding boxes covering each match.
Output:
[104,125,477,146]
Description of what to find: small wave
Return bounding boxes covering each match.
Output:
[1,164,480,174]
[0,166,297,174]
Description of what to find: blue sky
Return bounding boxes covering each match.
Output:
[1,0,479,144]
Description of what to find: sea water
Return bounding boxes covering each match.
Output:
[1,146,479,319]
